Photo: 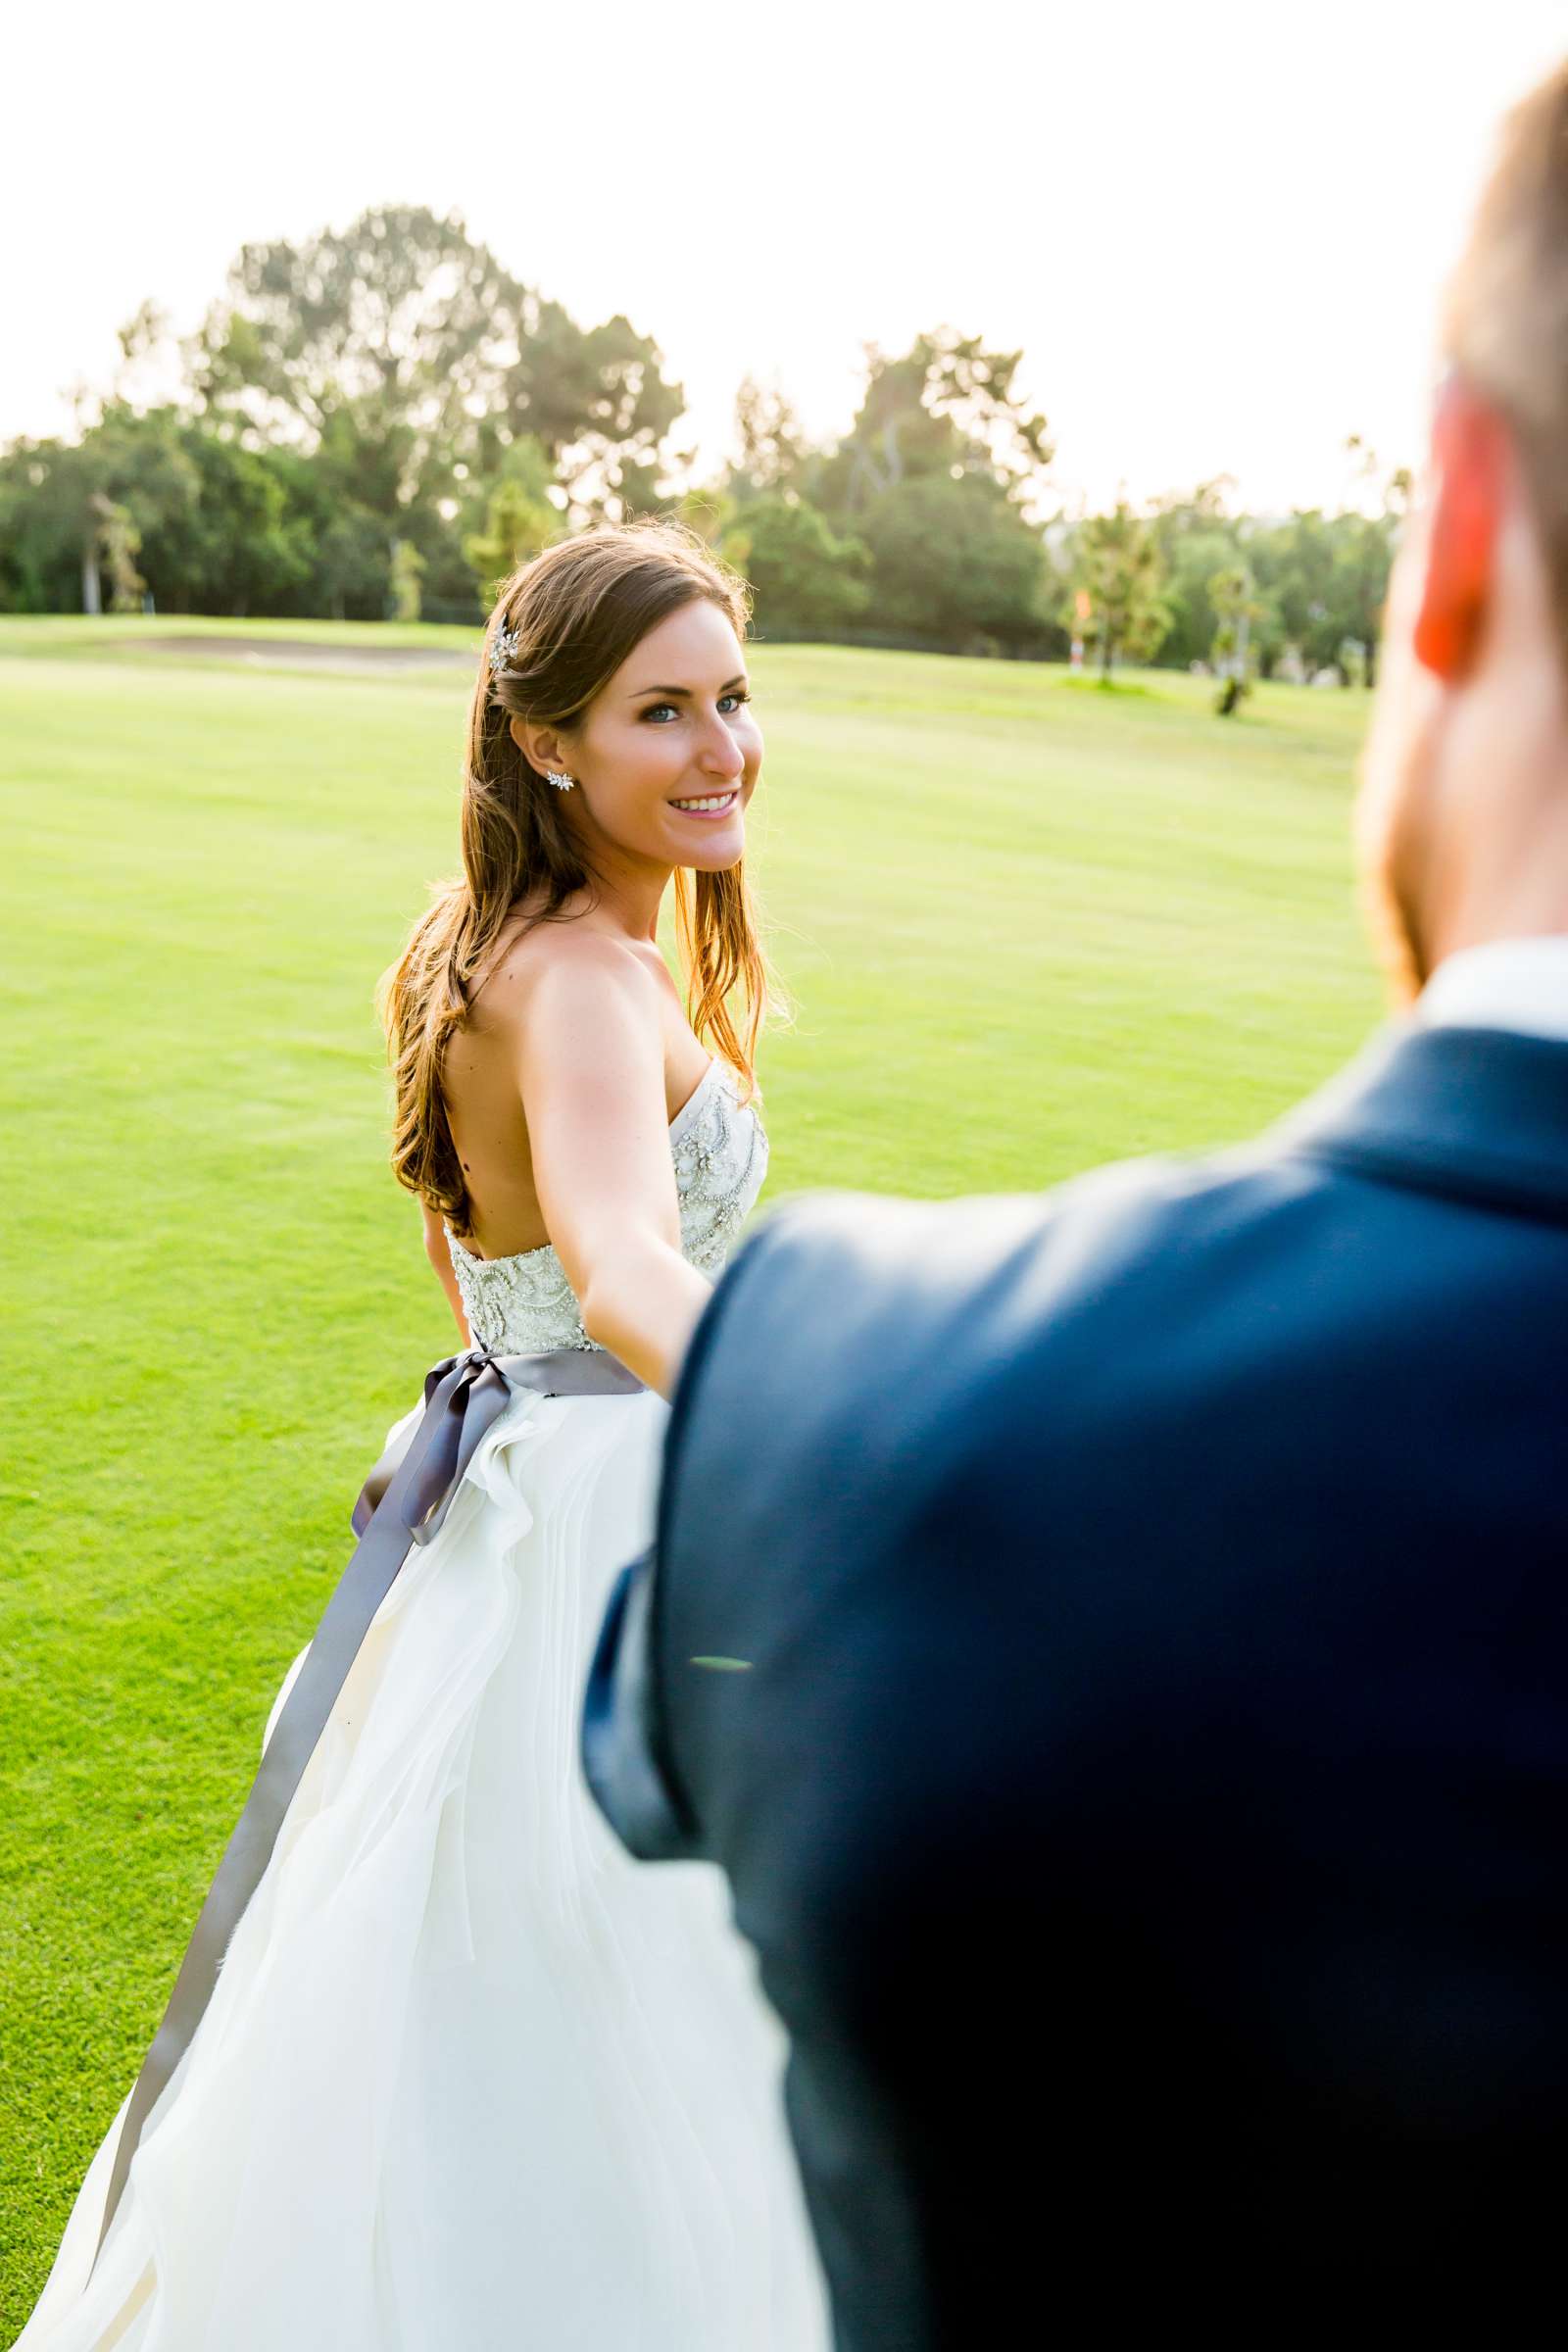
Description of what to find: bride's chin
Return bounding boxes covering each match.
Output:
[668,813,746,868]
[681,842,745,872]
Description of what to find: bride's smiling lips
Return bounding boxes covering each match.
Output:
[667,787,742,821]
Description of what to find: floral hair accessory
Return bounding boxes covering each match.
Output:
[488,622,520,675]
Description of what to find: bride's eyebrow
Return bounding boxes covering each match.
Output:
[626,675,749,699]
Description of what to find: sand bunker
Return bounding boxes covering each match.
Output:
[124,635,473,676]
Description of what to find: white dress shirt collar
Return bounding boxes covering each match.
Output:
[1417,936,1568,1046]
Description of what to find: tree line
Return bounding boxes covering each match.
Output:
[0,205,1407,684]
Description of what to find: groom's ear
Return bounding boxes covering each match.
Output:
[1412,376,1512,682]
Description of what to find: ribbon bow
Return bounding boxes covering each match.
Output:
[350,1341,516,1546]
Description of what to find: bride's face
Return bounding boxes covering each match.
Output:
[549,600,761,872]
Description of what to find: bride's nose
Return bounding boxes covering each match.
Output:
[696,715,746,782]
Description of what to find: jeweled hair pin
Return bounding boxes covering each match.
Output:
[488,623,520,675]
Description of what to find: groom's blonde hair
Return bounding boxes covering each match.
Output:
[1445,60,1568,657]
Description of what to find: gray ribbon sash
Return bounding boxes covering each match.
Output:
[90,1338,645,2274]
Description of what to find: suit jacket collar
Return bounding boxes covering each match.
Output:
[1274,1019,1568,1224]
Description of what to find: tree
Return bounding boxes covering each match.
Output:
[1154,525,1246,668]
[189,209,512,480]
[657,487,741,548]
[816,326,1054,521]
[721,496,872,639]
[1241,441,1407,685]
[1147,482,1245,668]
[1207,563,1269,713]
[775,327,1057,654]
[0,405,327,618]
[87,491,144,612]
[1329,503,1406,689]
[1065,504,1172,678]
[0,437,109,612]
[1,410,189,613]
[187,207,685,527]
[463,436,563,598]
[857,472,1049,654]
[389,538,425,622]
[170,429,314,614]
[1250,511,1341,675]
[500,310,687,522]
[314,506,395,624]
[1250,502,1404,687]
[729,375,808,501]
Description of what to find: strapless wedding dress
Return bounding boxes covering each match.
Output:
[14,1057,830,2351]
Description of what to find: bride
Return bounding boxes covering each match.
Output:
[14,517,830,2349]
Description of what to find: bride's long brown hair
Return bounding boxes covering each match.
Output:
[377,516,781,1240]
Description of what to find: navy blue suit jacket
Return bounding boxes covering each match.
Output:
[584,1021,1568,2340]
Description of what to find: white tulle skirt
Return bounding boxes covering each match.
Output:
[14,1380,829,2350]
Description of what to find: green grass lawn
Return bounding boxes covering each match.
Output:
[0,620,1387,2323]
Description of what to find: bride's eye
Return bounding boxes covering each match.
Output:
[640,692,753,722]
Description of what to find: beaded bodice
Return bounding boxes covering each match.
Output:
[443,1057,768,1355]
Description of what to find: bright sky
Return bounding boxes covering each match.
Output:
[7,1,1566,518]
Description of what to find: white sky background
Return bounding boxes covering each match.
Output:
[5,0,1566,517]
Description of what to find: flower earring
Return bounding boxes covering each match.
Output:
[544,771,576,792]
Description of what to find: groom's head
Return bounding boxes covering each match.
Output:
[1360,61,1568,1000]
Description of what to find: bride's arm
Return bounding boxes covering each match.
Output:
[514,934,712,1400]
[420,1199,471,1344]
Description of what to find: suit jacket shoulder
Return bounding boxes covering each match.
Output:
[664,1135,1315,1549]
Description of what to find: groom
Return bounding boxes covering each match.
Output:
[586,64,1568,2338]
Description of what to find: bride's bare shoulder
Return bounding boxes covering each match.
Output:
[469,908,657,1036]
